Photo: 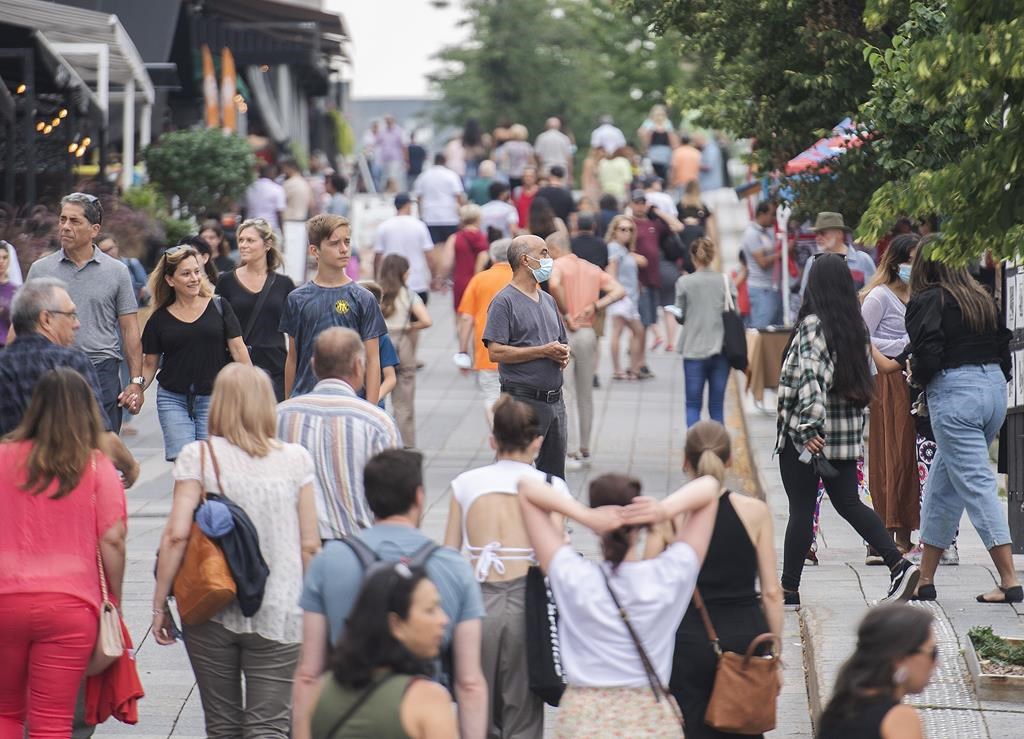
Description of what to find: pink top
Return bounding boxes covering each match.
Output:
[0,442,126,610]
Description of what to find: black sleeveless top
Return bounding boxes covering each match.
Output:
[689,491,760,607]
[817,695,898,739]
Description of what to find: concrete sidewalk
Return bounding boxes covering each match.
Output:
[739,380,1024,739]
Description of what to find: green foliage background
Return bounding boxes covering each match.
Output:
[143,128,255,218]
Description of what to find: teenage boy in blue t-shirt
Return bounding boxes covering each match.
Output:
[280,214,386,400]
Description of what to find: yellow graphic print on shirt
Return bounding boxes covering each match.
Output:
[335,299,350,315]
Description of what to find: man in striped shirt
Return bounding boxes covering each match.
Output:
[277,326,401,539]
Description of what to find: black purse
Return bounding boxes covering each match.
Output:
[720,274,748,371]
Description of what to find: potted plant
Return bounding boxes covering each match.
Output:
[964,626,1024,701]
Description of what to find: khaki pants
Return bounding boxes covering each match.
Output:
[183,620,300,739]
[390,328,417,448]
[481,577,544,739]
[563,327,598,455]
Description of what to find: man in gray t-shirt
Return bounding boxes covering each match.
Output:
[25,193,141,432]
[483,235,570,478]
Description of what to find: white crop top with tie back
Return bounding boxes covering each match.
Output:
[450,459,572,582]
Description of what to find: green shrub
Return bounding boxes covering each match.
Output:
[144,128,255,218]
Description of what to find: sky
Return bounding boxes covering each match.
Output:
[328,0,469,99]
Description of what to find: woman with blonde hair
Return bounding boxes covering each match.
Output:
[446,203,489,312]
[140,245,251,460]
[379,254,432,446]
[605,214,648,380]
[216,218,296,401]
[673,237,736,426]
[151,364,320,738]
[0,368,127,736]
[495,123,536,190]
[650,421,783,739]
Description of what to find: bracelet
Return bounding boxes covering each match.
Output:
[152,606,167,616]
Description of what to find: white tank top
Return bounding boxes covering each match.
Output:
[450,460,572,582]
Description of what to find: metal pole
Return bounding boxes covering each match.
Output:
[121,78,135,191]
[24,50,35,206]
[777,203,792,326]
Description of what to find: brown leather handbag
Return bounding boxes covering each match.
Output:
[172,442,236,625]
[694,588,781,734]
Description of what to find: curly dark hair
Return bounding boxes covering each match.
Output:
[797,253,874,407]
[331,565,435,690]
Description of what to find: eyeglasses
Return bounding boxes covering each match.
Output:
[47,309,78,320]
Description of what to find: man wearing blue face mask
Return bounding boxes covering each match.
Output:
[483,234,571,478]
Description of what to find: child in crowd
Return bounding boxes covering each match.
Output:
[358,280,399,409]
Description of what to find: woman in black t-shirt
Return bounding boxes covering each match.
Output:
[216,218,296,401]
[140,245,250,461]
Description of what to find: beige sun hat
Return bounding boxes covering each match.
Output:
[812,211,853,232]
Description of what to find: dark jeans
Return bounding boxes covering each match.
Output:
[779,439,901,591]
[93,358,123,434]
[683,353,730,427]
[509,394,566,479]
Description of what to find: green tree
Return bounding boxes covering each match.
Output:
[143,128,255,218]
[857,0,1024,263]
[429,0,684,148]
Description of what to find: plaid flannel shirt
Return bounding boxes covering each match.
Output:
[775,315,866,460]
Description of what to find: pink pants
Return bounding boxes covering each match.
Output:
[0,592,97,739]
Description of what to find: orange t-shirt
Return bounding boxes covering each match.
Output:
[671,144,702,188]
[552,254,613,327]
[457,262,513,370]
[0,442,126,610]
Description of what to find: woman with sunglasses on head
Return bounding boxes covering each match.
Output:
[817,604,935,738]
[604,214,649,381]
[216,218,296,401]
[904,235,1020,603]
[140,245,251,461]
[306,565,457,739]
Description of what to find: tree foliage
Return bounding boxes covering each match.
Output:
[429,0,685,146]
[857,0,1024,263]
[143,128,255,218]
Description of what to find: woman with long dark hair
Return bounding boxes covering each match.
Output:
[777,253,919,608]
[860,234,920,553]
[527,195,569,251]
[905,235,1020,603]
[183,234,221,285]
[817,604,935,738]
[307,566,456,738]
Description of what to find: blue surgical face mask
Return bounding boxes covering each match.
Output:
[526,254,554,283]
[898,264,912,284]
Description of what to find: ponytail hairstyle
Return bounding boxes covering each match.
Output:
[492,396,542,454]
[588,473,643,571]
[690,236,717,268]
[684,420,730,483]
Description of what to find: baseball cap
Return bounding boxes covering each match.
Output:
[630,189,647,203]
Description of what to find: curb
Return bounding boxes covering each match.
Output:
[727,371,768,501]
[799,608,823,732]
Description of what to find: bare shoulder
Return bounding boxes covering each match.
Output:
[728,491,770,536]
[406,677,450,703]
[880,704,923,739]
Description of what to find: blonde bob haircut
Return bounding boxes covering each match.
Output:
[459,203,481,227]
[148,246,213,309]
[207,364,281,458]
[236,218,284,271]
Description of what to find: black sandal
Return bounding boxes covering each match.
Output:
[912,584,937,601]
[976,585,1024,604]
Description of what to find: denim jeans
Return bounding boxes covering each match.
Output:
[921,364,1010,550]
[748,286,782,329]
[93,358,123,434]
[156,385,211,461]
[683,353,730,427]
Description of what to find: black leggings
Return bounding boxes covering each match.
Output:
[779,439,902,591]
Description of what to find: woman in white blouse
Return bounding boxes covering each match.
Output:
[518,471,719,738]
[444,396,571,738]
[151,364,321,739]
[860,234,920,554]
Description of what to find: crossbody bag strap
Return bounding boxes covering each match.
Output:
[91,454,110,604]
[326,674,401,738]
[691,587,723,657]
[243,272,277,345]
[204,439,226,496]
[599,567,667,703]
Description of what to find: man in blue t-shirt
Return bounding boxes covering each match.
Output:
[279,214,387,399]
[293,450,487,737]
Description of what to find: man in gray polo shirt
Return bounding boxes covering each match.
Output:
[25,193,143,432]
[483,234,570,478]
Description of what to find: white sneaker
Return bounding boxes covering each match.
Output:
[940,543,960,566]
[564,456,583,472]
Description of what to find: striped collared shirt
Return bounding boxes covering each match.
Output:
[277,379,401,539]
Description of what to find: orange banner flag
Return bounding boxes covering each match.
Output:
[220,47,237,133]
[202,44,219,129]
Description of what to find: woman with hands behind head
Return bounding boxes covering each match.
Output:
[517,471,720,738]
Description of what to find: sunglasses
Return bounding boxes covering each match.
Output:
[163,244,194,257]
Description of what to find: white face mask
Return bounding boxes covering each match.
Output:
[526,254,554,283]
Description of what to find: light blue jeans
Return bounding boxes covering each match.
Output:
[748,286,782,329]
[157,385,211,461]
[920,365,1010,550]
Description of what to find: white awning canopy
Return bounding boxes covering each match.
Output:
[2,0,156,188]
